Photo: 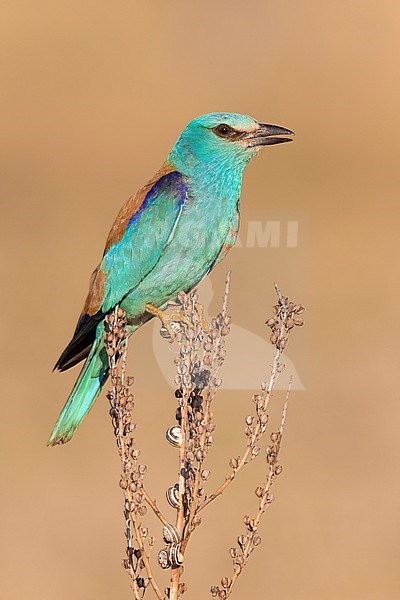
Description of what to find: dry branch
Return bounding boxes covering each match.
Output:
[104,276,304,599]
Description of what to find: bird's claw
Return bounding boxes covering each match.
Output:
[159,312,190,343]
[145,300,208,343]
[145,303,190,343]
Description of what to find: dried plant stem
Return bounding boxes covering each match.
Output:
[169,394,188,600]
[224,383,291,599]
[177,397,188,535]
[210,286,304,600]
[132,519,163,600]
[181,273,231,552]
[103,278,304,600]
[105,307,165,600]
[198,336,281,514]
[180,394,211,553]
[200,283,298,515]
[142,489,169,527]
[164,275,233,598]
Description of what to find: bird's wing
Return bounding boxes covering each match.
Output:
[100,167,188,312]
[54,164,188,372]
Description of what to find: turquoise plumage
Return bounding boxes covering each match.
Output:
[49,112,294,445]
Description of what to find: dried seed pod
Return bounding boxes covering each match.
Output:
[279,338,288,349]
[221,577,231,589]
[293,304,305,314]
[168,543,184,567]
[247,518,257,532]
[166,486,181,509]
[255,486,264,498]
[162,523,181,544]
[166,426,182,448]
[257,399,266,413]
[191,515,202,528]
[270,331,279,344]
[229,457,239,469]
[196,449,205,460]
[158,548,171,569]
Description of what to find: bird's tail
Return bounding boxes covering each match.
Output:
[48,323,109,446]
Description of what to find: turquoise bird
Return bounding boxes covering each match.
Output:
[49,112,294,445]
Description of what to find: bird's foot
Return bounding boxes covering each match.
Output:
[145,303,190,343]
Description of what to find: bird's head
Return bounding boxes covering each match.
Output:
[168,112,294,182]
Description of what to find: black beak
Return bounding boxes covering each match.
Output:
[245,123,295,147]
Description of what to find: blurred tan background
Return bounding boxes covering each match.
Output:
[2,1,400,598]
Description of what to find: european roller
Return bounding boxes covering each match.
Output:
[49,112,294,445]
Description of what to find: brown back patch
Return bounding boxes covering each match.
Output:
[103,161,176,254]
[82,267,106,316]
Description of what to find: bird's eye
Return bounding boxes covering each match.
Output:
[213,124,234,138]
